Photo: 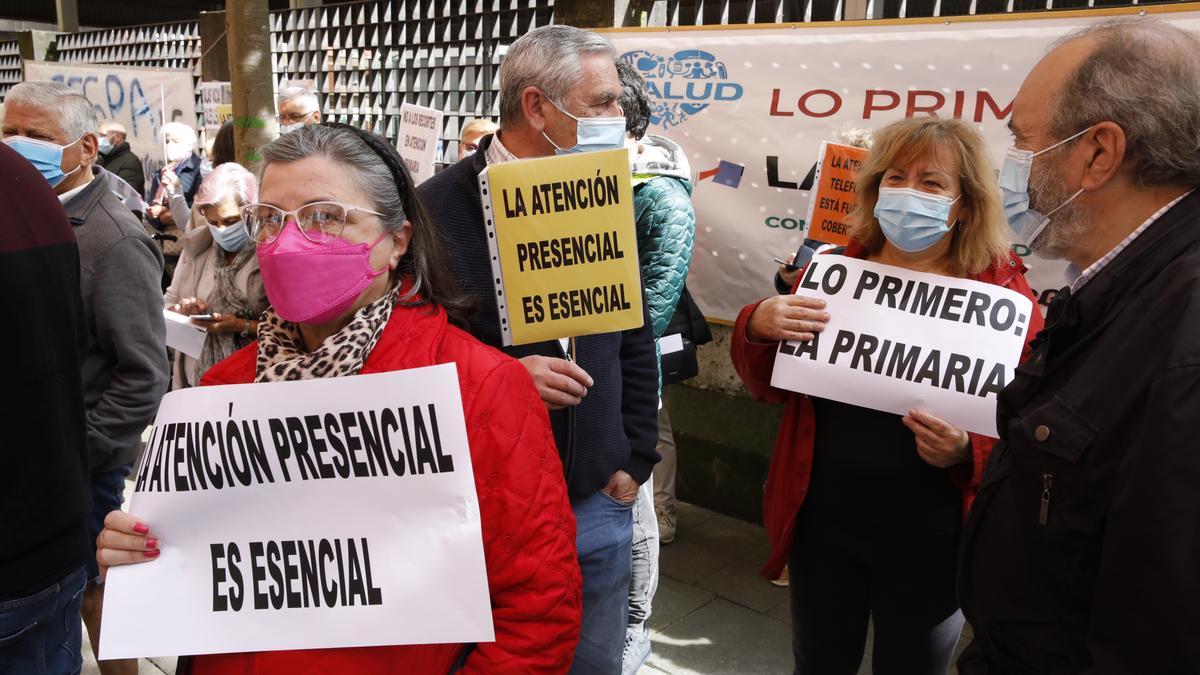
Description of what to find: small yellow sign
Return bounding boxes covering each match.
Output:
[479,148,645,346]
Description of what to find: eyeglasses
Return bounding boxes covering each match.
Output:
[241,201,385,245]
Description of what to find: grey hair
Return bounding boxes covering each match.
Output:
[278,85,319,114]
[4,80,98,140]
[1049,18,1200,188]
[99,119,127,135]
[259,124,406,231]
[498,25,616,128]
[163,121,197,148]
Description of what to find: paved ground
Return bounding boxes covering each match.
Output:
[82,499,968,674]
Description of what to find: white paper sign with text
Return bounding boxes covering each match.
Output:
[397,102,443,185]
[100,364,494,659]
[769,256,1032,436]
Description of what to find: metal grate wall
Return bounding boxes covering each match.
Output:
[269,0,555,163]
[0,40,20,100]
[663,0,1192,23]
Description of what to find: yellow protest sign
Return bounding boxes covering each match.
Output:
[478,149,644,346]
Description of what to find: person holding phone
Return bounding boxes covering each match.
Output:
[732,117,1043,675]
[164,163,267,388]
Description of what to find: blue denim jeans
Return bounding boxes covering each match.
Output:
[0,566,87,675]
[569,490,634,675]
[87,464,132,581]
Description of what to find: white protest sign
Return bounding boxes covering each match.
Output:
[199,82,232,135]
[24,60,196,190]
[397,102,443,185]
[162,309,207,359]
[769,256,1033,436]
[100,364,494,659]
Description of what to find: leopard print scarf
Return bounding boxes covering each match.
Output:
[255,284,400,382]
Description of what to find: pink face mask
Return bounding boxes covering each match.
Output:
[257,221,390,325]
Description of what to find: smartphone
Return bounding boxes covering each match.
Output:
[190,313,216,321]
[773,242,813,271]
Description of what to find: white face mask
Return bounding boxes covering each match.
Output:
[280,122,304,135]
[998,126,1091,244]
[165,141,192,163]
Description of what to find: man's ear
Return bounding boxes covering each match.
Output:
[1079,121,1126,192]
[521,86,550,133]
[78,132,99,165]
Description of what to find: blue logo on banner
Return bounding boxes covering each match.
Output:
[619,49,745,129]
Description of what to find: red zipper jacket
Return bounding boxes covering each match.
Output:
[188,301,582,674]
[731,242,1044,580]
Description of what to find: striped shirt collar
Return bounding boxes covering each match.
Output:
[1067,190,1193,293]
[484,132,519,166]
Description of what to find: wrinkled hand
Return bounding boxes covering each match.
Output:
[602,469,639,504]
[96,510,160,581]
[903,409,971,468]
[746,294,829,343]
[170,297,210,316]
[778,253,801,289]
[160,168,180,194]
[191,313,245,334]
[519,355,593,410]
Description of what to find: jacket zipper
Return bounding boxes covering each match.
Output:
[1039,472,1054,525]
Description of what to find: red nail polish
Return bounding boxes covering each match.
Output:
[143,549,161,558]
[133,523,150,535]
[145,538,158,550]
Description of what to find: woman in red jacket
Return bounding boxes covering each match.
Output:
[96,124,582,674]
[732,117,1043,675]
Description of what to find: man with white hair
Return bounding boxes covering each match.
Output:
[96,119,144,193]
[2,80,167,675]
[958,18,1200,673]
[420,26,660,674]
[277,85,322,133]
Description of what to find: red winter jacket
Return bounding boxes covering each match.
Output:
[189,301,582,674]
[731,242,1044,580]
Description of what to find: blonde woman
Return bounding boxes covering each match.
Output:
[732,117,1043,674]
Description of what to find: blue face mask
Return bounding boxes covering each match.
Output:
[999,126,1090,244]
[208,220,250,253]
[4,135,83,188]
[874,187,960,253]
[98,136,113,155]
[542,97,626,155]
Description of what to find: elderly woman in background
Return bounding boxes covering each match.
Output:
[457,117,498,160]
[98,124,582,673]
[164,163,267,388]
[733,117,1043,675]
[146,121,204,230]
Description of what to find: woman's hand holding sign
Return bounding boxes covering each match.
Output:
[903,409,971,468]
[96,510,160,581]
[747,294,829,343]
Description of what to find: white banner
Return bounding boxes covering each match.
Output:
[398,102,443,185]
[200,81,232,135]
[100,364,494,659]
[770,256,1032,436]
[608,8,1200,321]
[24,61,197,192]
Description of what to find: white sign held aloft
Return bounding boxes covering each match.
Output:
[100,364,494,659]
[769,256,1033,436]
[397,102,443,185]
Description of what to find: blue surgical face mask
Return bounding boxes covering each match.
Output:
[542,97,626,155]
[3,135,83,188]
[999,126,1091,244]
[98,136,113,154]
[208,220,250,252]
[874,187,960,253]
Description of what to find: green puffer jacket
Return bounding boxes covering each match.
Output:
[631,134,695,338]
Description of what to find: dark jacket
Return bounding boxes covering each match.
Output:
[732,241,1042,580]
[0,144,91,600]
[958,190,1200,674]
[146,151,202,229]
[98,140,145,194]
[65,173,169,472]
[418,134,660,501]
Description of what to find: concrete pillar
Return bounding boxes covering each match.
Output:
[55,0,78,33]
[199,10,231,83]
[556,0,617,28]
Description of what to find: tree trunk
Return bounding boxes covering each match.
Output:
[226,0,275,170]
